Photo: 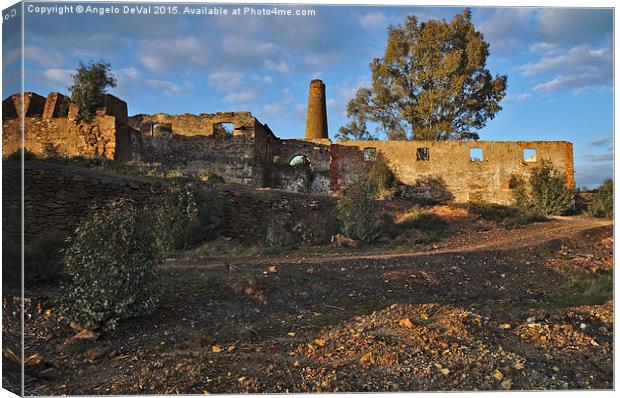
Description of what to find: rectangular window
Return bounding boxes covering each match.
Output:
[470,147,483,162]
[416,147,430,161]
[363,147,378,161]
[523,148,537,162]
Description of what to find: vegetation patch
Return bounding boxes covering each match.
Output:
[587,179,613,218]
[57,198,160,331]
[463,202,547,228]
[397,209,449,243]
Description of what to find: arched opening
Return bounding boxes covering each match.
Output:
[289,154,312,169]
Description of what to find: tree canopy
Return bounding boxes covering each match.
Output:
[69,60,117,122]
[337,9,507,141]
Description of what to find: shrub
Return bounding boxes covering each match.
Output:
[57,198,160,331]
[4,149,40,161]
[264,219,296,248]
[517,160,574,215]
[337,178,384,243]
[152,185,224,253]
[398,209,448,242]
[466,202,547,228]
[587,179,613,218]
[366,154,399,200]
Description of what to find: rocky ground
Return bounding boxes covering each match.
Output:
[2,215,613,394]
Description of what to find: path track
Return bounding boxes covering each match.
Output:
[175,216,612,268]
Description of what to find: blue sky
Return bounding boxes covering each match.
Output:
[2,3,613,187]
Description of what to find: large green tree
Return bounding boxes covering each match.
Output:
[69,60,117,122]
[338,9,507,141]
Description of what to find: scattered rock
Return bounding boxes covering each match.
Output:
[84,347,106,361]
[74,329,100,340]
[331,234,360,248]
[398,318,415,329]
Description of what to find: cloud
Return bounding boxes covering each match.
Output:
[536,8,612,48]
[521,45,612,93]
[137,37,208,73]
[224,90,259,103]
[117,67,141,80]
[575,161,613,188]
[515,92,532,101]
[582,152,613,162]
[359,12,387,29]
[144,79,193,96]
[588,136,612,147]
[477,8,535,52]
[264,59,290,74]
[42,68,73,86]
[24,46,66,68]
[208,72,244,90]
[263,88,293,116]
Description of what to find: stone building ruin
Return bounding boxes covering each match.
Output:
[2,80,574,205]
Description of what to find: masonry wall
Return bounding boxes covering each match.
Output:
[2,92,137,161]
[2,161,336,245]
[269,138,331,194]
[331,140,574,204]
[127,111,272,185]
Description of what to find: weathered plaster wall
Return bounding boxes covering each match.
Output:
[332,140,574,204]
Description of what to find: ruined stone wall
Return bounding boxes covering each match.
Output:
[128,112,256,137]
[2,92,137,161]
[2,161,336,245]
[128,111,274,185]
[269,138,331,194]
[331,140,574,204]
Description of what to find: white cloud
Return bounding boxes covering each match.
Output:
[582,152,613,162]
[42,68,73,86]
[117,67,141,80]
[224,90,259,103]
[144,79,193,96]
[264,59,290,74]
[359,12,387,30]
[477,8,535,52]
[24,46,66,67]
[137,37,208,73]
[263,88,293,116]
[520,45,612,93]
[515,92,532,101]
[529,42,556,53]
[208,71,244,90]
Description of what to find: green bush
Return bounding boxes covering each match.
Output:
[511,160,574,215]
[337,178,385,243]
[70,60,117,122]
[587,179,613,218]
[152,185,224,253]
[398,209,448,242]
[466,202,547,228]
[264,219,296,248]
[366,154,399,200]
[57,198,160,331]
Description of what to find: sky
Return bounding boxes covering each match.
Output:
[1,2,614,188]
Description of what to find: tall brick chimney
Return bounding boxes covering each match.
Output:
[304,79,328,140]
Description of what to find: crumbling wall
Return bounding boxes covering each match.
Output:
[128,111,273,185]
[2,92,137,161]
[332,140,574,204]
[269,138,331,194]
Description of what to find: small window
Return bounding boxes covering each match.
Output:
[470,147,483,162]
[213,122,234,138]
[416,147,430,161]
[363,147,378,161]
[523,148,537,162]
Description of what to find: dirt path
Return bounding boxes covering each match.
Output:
[177,216,612,268]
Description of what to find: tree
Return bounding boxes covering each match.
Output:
[337,9,507,141]
[69,60,117,122]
